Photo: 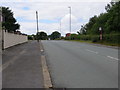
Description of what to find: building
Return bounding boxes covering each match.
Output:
[66,33,71,37]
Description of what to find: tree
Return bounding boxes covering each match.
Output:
[50,31,61,40]
[78,1,120,35]
[37,31,48,40]
[71,34,78,40]
[77,25,86,35]
[85,15,98,35]
[104,1,120,34]
[2,7,20,32]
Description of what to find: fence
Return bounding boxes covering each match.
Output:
[3,30,28,49]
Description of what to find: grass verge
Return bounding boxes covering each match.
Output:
[66,40,120,47]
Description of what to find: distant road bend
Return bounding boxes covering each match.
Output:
[42,40,118,88]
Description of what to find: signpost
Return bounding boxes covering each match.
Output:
[99,27,102,40]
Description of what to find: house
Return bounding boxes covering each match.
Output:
[66,33,71,37]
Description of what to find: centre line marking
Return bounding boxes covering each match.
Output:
[107,56,119,61]
[86,49,98,54]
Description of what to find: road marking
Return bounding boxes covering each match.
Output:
[0,50,26,72]
[85,49,98,54]
[107,56,119,61]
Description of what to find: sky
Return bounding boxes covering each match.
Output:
[0,0,112,36]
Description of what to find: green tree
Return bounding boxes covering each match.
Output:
[78,1,120,35]
[37,31,48,40]
[85,15,98,35]
[2,7,20,32]
[104,1,120,34]
[77,25,86,35]
[50,31,61,40]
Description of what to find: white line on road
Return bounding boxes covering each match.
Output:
[107,56,119,61]
[85,49,98,54]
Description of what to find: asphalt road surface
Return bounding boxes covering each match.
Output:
[42,40,118,88]
[2,41,44,88]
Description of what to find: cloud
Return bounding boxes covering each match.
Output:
[0,1,111,36]
[19,21,60,35]
[0,0,111,3]
[60,14,80,34]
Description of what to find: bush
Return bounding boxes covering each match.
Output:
[78,35,91,41]
[65,37,71,40]
[91,35,99,42]
[64,34,120,45]
[103,34,120,44]
[28,35,33,40]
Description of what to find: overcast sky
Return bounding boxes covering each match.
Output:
[0,0,111,36]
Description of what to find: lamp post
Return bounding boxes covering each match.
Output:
[36,11,39,42]
[99,27,102,40]
[60,20,61,39]
[68,6,71,39]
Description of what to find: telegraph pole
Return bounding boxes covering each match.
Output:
[68,6,71,39]
[36,11,39,42]
[1,9,4,50]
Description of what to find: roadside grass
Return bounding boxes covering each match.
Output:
[66,40,120,47]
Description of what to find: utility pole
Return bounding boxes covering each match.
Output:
[36,11,39,42]
[68,6,71,39]
[1,9,4,50]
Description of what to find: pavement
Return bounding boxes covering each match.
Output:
[42,40,118,88]
[2,41,44,88]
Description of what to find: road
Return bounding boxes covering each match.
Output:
[42,40,118,88]
[2,41,44,88]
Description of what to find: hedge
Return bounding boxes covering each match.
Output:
[103,34,119,44]
[65,34,120,44]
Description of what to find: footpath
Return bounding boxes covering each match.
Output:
[2,41,44,88]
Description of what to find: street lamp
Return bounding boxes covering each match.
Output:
[60,20,61,39]
[68,6,71,39]
[36,11,39,42]
[99,27,102,40]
